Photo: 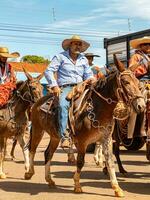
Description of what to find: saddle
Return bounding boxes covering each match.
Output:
[40,93,59,115]
[67,82,92,135]
[40,83,92,135]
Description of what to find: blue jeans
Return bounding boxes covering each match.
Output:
[58,86,72,138]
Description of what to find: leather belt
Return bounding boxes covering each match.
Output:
[61,83,77,88]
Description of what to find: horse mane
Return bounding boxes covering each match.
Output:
[16,81,25,90]
[95,68,118,91]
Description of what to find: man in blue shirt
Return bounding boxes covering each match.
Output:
[45,35,95,148]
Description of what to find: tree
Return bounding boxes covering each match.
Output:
[21,55,50,64]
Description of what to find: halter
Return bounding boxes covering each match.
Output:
[16,80,38,104]
[116,70,144,106]
[92,70,144,107]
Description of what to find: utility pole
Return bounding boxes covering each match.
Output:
[128,18,131,32]
[52,8,56,21]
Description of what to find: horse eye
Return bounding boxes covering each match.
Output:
[31,87,36,91]
[124,81,130,85]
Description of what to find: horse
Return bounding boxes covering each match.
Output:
[24,55,145,197]
[94,80,150,174]
[0,69,43,179]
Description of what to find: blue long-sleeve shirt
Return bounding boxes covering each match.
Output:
[44,50,94,87]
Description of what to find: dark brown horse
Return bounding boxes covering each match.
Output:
[0,69,43,179]
[24,56,145,197]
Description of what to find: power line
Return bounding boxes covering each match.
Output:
[0,22,128,37]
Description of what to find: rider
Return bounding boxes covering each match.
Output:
[44,35,95,148]
[129,36,150,80]
[0,47,19,107]
[129,36,150,138]
[85,53,105,79]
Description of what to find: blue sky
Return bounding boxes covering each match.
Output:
[0,0,150,66]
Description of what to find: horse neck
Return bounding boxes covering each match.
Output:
[96,72,118,100]
[10,84,31,115]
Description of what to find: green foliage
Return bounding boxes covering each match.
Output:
[21,55,50,64]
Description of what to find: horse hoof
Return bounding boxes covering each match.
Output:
[24,172,34,180]
[48,180,56,188]
[68,158,76,165]
[103,167,108,175]
[115,189,124,198]
[112,184,124,198]
[121,171,128,176]
[0,173,6,179]
[74,187,83,193]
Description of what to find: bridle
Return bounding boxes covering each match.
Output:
[116,70,144,106]
[16,80,38,104]
[92,70,144,107]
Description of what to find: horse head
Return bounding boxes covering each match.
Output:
[17,68,44,103]
[113,54,146,113]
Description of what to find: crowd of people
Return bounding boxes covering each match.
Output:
[1,35,150,148]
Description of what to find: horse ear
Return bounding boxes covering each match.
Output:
[113,54,125,72]
[36,73,44,81]
[104,66,111,75]
[22,67,33,81]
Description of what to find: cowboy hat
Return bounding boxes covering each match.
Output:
[62,35,90,52]
[130,36,150,49]
[85,53,100,57]
[0,47,20,58]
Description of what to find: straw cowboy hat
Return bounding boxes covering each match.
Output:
[130,36,150,49]
[85,53,100,57]
[0,47,20,58]
[62,35,90,52]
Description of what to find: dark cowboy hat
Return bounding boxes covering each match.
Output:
[85,53,100,57]
[62,35,90,52]
[0,47,20,58]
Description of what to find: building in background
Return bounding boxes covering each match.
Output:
[9,62,48,95]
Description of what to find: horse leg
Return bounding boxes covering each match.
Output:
[17,134,30,173]
[102,135,124,197]
[93,141,103,167]
[73,150,85,193]
[24,126,44,180]
[0,137,7,179]
[113,142,127,174]
[10,138,17,160]
[67,142,76,164]
[45,136,60,187]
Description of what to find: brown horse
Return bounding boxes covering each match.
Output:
[24,56,145,197]
[0,69,43,179]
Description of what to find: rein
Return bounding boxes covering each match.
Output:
[16,80,35,104]
[4,80,36,123]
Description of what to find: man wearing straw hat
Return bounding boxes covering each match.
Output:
[129,36,150,79]
[45,35,95,148]
[129,37,150,139]
[0,47,20,107]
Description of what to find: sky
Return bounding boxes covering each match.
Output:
[0,0,150,67]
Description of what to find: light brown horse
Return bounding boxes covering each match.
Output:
[24,56,145,197]
[0,69,43,179]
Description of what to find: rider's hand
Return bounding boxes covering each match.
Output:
[52,86,61,97]
[85,77,96,85]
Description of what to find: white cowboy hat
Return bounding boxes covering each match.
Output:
[85,53,100,57]
[130,36,150,49]
[0,47,20,58]
[62,35,90,52]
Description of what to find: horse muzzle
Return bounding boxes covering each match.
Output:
[132,96,146,114]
